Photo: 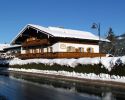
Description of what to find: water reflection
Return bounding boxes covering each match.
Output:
[102,92,115,100]
[0,94,7,100]
[0,74,125,100]
[10,74,125,100]
[0,67,9,76]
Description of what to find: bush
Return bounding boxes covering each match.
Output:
[10,63,109,75]
[0,63,124,76]
[110,64,125,76]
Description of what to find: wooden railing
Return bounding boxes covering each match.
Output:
[22,39,49,47]
[17,52,106,59]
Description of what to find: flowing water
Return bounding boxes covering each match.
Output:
[0,73,125,100]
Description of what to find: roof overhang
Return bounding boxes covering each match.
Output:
[11,24,110,45]
[10,24,54,45]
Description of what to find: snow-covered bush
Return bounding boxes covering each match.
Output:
[1,56,125,76]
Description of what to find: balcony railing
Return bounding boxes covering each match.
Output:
[22,39,49,47]
[17,52,106,59]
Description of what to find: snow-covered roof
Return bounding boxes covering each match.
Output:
[4,45,21,49]
[0,44,10,51]
[11,24,109,44]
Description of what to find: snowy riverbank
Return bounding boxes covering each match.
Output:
[7,56,125,71]
[0,56,125,83]
[8,68,125,83]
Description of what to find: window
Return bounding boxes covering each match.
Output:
[27,37,36,42]
[36,49,40,53]
[79,47,84,52]
[30,49,33,53]
[39,48,43,53]
[50,47,53,52]
[67,46,75,52]
[87,47,94,53]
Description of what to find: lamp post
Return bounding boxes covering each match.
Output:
[91,23,101,62]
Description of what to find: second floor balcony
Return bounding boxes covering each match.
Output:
[22,39,49,47]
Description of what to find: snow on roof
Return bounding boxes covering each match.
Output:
[29,24,108,41]
[30,24,100,40]
[4,45,21,49]
[11,24,109,44]
[0,44,10,51]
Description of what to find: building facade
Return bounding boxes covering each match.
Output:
[11,24,108,59]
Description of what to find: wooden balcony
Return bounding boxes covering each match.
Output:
[17,52,106,59]
[22,39,49,47]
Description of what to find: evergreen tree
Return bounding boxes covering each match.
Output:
[100,27,116,55]
[106,27,117,55]
[106,27,116,42]
[100,28,125,56]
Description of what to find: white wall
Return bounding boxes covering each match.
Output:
[52,43,60,52]
[43,43,60,53]
[21,47,26,54]
[51,42,99,53]
[21,42,99,53]
[21,50,26,54]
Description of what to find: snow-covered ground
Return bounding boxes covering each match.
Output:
[0,56,125,83]
[8,68,125,83]
[7,56,125,71]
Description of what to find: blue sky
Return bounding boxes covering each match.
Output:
[0,0,125,43]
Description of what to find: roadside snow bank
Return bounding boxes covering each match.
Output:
[8,68,125,83]
[8,56,125,71]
